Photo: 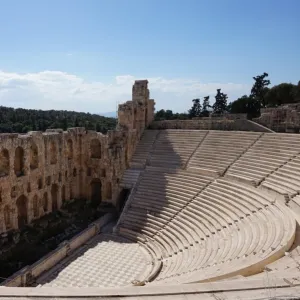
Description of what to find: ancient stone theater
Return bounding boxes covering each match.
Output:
[1,80,300,299]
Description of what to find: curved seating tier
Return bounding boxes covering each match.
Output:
[117,169,296,284]
[188,131,261,175]
[226,133,300,185]
[260,154,300,196]
[149,130,207,168]
[130,130,159,168]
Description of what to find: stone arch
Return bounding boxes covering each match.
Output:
[0,148,9,177]
[66,139,73,160]
[61,185,66,203]
[14,146,25,177]
[50,141,57,164]
[90,139,101,159]
[90,179,102,207]
[30,142,39,170]
[51,184,59,211]
[43,192,48,212]
[4,205,11,230]
[16,195,28,229]
[33,195,39,218]
[105,182,112,199]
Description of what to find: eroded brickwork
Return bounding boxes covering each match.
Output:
[0,80,154,233]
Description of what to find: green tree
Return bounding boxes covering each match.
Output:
[250,72,271,108]
[188,99,202,118]
[212,89,228,114]
[264,83,297,107]
[202,96,211,117]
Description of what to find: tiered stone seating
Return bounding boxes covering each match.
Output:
[130,130,159,168]
[149,130,207,168]
[120,169,141,188]
[188,131,261,175]
[152,179,295,284]
[226,133,300,185]
[261,155,300,196]
[118,172,295,284]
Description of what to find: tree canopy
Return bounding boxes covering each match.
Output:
[212,89,228,114]
[0,106,117,134]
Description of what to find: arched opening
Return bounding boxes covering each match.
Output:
[0,148,9,177]
[66,139,73,160]
[30,142,38,170]
[43,192,48,212]
[33,195,39,218]
[4,205,11,230]
[50,141,57,164]
[90,139,101,158]
[16,195,28,229]
[61,185,66,203]
[14,147,25,177]
[90,179,102,207]
[51,184,58,211]
[105,182,112,200]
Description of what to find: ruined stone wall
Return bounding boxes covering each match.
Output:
[0,80,153,234]
[254,104,300,133]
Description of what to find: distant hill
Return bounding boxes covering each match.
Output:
[99,111,117,118]
[0,106,117,134]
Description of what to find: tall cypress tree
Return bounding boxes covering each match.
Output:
[212,89,227,114]
[188,99,202,118]
[202,96,211,117]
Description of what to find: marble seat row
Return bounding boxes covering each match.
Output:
[130,130,159,168]
[149,130,207,168]
[117,172,295,284]
[151,179,294,283]
[226,133,300,185]
[120,169,141,188]
[261,155,300,196]
[188,131,261,175]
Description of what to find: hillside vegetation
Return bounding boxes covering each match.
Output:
[0,106,117,134]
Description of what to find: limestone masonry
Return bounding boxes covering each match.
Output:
[0,80,154,233]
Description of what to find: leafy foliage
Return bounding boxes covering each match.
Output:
[212,89,228,114]
[250,72,271,108]
[0,106,117,134]
[202,96,211,117]
[188,99,202,118]
[154,109,189,121]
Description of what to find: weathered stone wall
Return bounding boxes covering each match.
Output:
[254,104,300,133]
[148,119,272,132]
[0,80,154,234]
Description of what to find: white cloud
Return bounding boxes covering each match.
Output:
[0,70,250,114]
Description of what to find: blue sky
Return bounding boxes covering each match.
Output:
[0,0,299,114]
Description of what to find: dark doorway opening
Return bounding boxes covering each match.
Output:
[91,179,102,208]
[117,188,131,213]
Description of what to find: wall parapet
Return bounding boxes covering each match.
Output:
[148,119,272,132]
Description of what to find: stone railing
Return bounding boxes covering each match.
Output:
[1,213,114,287]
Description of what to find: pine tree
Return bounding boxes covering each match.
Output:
[250,72,271,108]
[212,89,228,114]
[202,96,211,117]
[188,99,202,118]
